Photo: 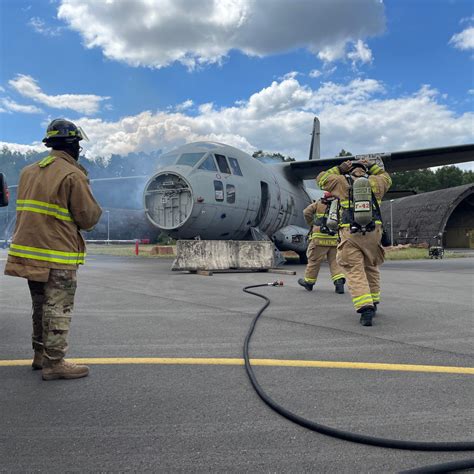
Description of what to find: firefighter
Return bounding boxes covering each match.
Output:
[316,158,392,327]
[298,192,345,293]
[4,119,102,380]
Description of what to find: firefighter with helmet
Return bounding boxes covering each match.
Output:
[298,191,345,294]
[317,157,392,326]
[4,119,102,380]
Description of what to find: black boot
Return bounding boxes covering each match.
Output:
[298,278,314,291]
[334,278,345,294]
[359,307,375,327]
[373,302,378,314]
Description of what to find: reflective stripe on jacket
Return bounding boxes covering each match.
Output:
[316,166,391,229]
[303,199,338,247]
[4,149,102,279]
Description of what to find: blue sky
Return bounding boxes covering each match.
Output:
[0,0,473,167]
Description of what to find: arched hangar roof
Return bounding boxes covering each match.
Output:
[380,183,474,244]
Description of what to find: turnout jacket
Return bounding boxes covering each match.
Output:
[316,163,392,228]
[4,149,102,282]
[303,200,338,247]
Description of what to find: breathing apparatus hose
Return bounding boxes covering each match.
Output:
[242,283,474,471]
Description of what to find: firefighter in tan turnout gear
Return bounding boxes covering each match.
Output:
[298,192,345,293]
[317,158,392,327]
[4,119,102,380]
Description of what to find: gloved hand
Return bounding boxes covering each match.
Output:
[338,160,352,174]
[368,155,385,171]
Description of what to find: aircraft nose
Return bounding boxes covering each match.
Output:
[144,171,194,230]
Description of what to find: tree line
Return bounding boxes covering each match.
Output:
[1,145,472,193]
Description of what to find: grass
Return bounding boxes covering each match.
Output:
[86,244,175,258]
[86,243,471,261]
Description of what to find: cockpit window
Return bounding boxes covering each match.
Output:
[157,154,178,168]
[198,155,218,172]
[177,152,205,167]
[215,154,231,174]
[228,157,243,176]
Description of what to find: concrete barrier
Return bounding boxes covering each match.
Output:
[171,240,275,271]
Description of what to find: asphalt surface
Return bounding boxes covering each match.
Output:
[0,250,473,473]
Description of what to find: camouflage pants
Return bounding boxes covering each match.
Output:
[28,269,77,361]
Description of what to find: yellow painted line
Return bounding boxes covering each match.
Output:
[0,358,473,374]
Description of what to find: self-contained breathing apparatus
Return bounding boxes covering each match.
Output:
[343,163,382,235]
[315,192,337,236]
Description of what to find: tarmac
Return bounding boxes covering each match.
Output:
[0,250,473,473]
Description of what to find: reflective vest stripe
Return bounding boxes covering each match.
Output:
[9,244,85,265]
[310,232,337,240]
[16,199,73,222]
[318,166,340,187]
[352,294,374,308]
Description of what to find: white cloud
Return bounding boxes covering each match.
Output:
[309,69,322,78]
[450,26,474,51]
[8,74,110,115]
[1,98,43,114]
[175,99,194,112]
[309,66,337,79]
[62,77,472,167]
[317,42,348,63]
[0,142,45,154]
[347,40,373,66]
[4,77,472,171]
[28,17,63,36]
[57,0,385,69]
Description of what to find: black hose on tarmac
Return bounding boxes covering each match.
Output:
[242,283,474,472]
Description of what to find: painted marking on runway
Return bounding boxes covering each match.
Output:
[0,357,473,374]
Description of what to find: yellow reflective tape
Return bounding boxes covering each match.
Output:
[38,156,55,168]
[332,274,345,281]
[17,199,69,214]
[10,244,84,257]
[315,213,325,218]
[8,251,84,265]
[46,131,59,137]
[17,206,73,222]
[311,232,337,239]
[352,294,372,303]
[304,277,316,283]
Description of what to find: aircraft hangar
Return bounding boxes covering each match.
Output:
[380,183,474,248]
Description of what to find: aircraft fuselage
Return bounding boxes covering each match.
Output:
[143,142,314,241]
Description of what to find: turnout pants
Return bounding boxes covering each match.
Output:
[336,227,385,311]
[304,241,345,284]
[28,269,77,361]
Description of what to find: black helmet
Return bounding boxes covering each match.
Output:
[42,118,88,146]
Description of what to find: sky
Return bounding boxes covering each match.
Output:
[0,0,473,169]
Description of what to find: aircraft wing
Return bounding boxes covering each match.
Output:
[288,144,474,180]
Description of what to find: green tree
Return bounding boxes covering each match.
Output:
[338,149,352,157]
[434,166,464,190]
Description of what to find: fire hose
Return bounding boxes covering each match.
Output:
[242,282,474,473]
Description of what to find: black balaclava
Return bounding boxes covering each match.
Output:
[52,141,81,161]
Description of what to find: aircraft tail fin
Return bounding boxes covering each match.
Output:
[308,117,320,161]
